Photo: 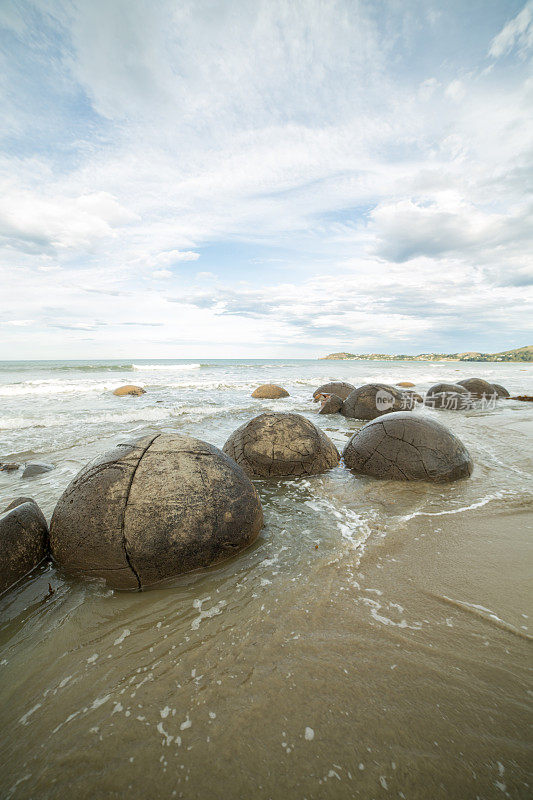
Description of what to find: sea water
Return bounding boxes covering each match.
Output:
[0,359,531,799]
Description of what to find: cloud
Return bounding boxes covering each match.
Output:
[489,1,533,58]
[0,0,531,357]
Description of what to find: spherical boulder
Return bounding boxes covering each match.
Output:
[491,383,510,398]
[113,385,146,397]
[223,412,339,478]
[251,384,289,399]
[341,384,408,420]
[313,382,355,401]
[0,500,49,594]
[319,394,343,415]
[457,378,496,398]
[343,412,473,482]
[50,434,263,590]
[425,382,471,410]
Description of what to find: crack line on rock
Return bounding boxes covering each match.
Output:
[121,434,161,590]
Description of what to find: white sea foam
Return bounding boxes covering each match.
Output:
[0,407,168,430]
[398,491,513,522]
[132,363,201,371]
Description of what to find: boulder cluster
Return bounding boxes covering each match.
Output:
[313,377,510,417]
[2,371,512,596]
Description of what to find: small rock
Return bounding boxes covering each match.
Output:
[22,463,54,478]
[0,501,49,595]
[319,394,343,414]
[251,384,289,399]
[113,385,146,396]
[396,381,415,388]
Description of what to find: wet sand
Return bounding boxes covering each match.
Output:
[1,472,531,797]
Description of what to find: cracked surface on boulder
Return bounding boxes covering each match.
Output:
[223,412,339,477]
[341,383,408,420]
[50,434,263,590]
[343,412,473,482]
[313,382,355,401]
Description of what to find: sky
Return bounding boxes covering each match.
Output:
[0,0,532,359]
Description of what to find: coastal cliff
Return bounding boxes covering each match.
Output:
[321,346,533,362]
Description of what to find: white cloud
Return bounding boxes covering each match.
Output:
[0,0,531,356]
[489,1,533,58]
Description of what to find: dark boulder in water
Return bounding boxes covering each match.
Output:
[341,383,408,420]
[457,378,497,398]
[50,434,263,590]
[491,383,510,398]
[313,382,355,401]
[0,501,49,594]
[22,463,54,478]
[223,412,339,478]
[343,412,473,482]
[319,394,343,415]
[425,382,472,410]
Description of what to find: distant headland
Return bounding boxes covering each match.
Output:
[320,346,532,362]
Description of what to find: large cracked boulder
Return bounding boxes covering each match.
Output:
[343,412,473,482]
[341,383,409,420]
[50,434,263,590]
[223,412,339,478]
[425,382,471,410]
[0,499,49,594]
[313,382,355,401]
[457,378,496,398]
[251,384,289,399]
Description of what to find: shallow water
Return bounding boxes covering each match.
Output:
[1,359,532,798]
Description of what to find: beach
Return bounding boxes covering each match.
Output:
[0,358,532,799]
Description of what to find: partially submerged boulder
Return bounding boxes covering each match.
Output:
[319,394,343,415]
[3,497,38,512]
[313,382,355,401]
[425,382,471,410]
[0,463,20,472]
[341,384,408,420]
[251,384,290,399]
[223,412,339,478]
[0,500,49,594]
[397,381,415,388]
[22,462,54,478]
[491,383,510,398]
[343,412,473,482]
[457,378,496,398]
[50,434,263,590]
[113,385,146,397]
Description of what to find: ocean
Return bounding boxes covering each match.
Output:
[0,358,531,799]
